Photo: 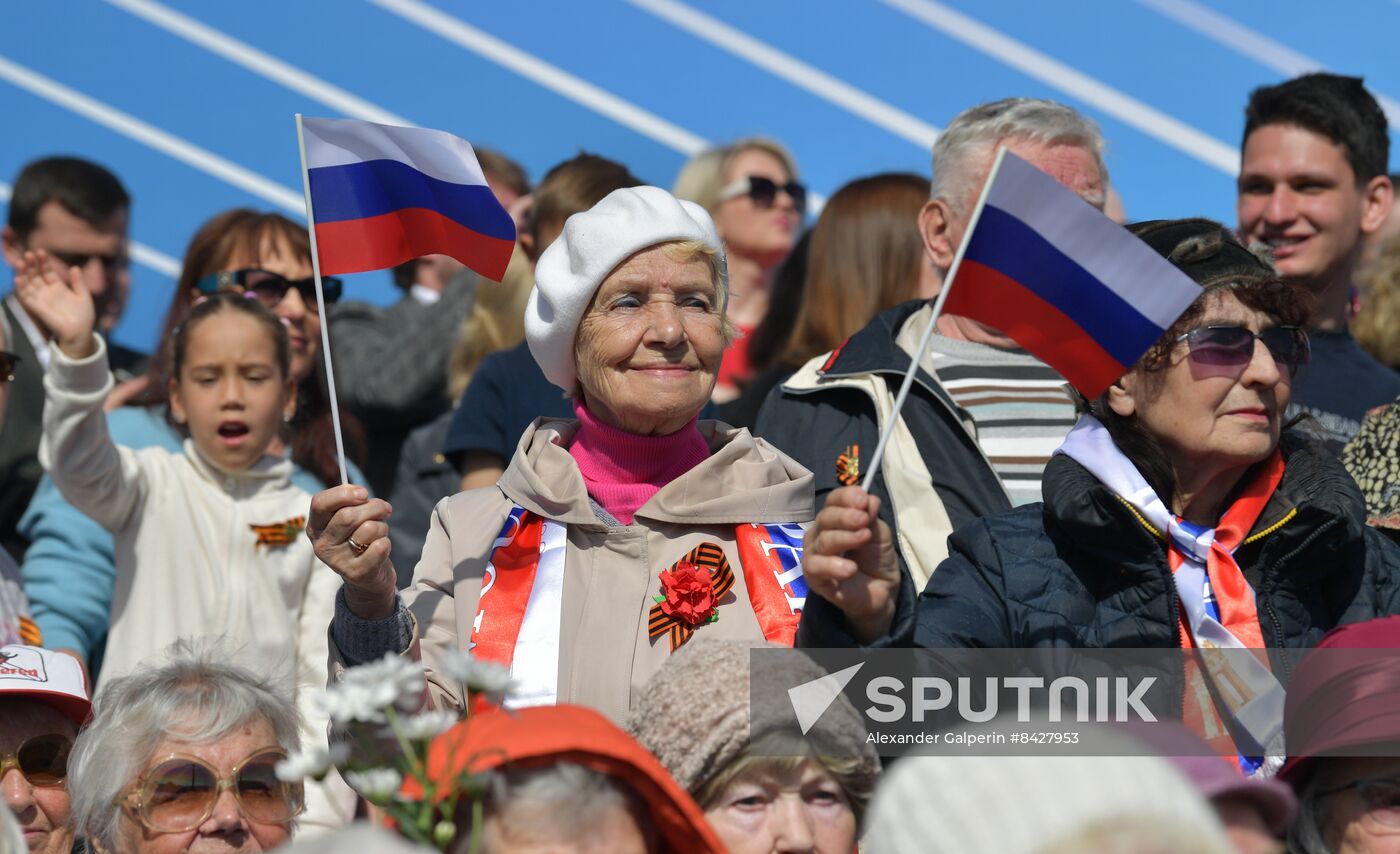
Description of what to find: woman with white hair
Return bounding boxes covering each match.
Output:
[67,643,305,853]
[310,186,814,723]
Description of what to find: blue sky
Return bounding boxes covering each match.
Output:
[4,0,1397,353]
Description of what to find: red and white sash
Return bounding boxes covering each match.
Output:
[467,508,807,709]
[468,507,567,708]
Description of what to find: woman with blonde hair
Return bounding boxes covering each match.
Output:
[446,244,533,401]
[674,138,804,401]
[726,172,933,428]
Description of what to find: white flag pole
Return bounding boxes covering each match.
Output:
[295,113,350,485]
[859,146,1010,493]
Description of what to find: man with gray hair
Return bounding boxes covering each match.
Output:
[756,97,1107,610]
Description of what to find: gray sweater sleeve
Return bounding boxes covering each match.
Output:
[331,587,414,665]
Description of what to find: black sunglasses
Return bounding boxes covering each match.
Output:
[1175,325,1310,373]
[0,733,71,786]
[720,175,807,216]
[0,350,19,383]
[195,269,343,308]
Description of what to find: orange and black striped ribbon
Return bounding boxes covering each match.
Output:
[18,615,41,646]
[249,516,306,548]
[647,541,734,651]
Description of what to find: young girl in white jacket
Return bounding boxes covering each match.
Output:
[17,249,343,821]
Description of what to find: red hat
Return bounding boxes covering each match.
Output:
[1279,617,1400,784]
[0,644,91,725]
[401,704,725,853]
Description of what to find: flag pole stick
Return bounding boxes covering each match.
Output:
[295,113,350,485]
[859,147,1009,493]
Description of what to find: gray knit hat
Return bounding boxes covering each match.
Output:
[864,724,1234,854]
[627,638,880,797]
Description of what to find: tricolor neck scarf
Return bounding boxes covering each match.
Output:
[1055,415,1288,770]
[567,401,711,525]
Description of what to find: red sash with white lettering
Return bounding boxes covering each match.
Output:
[735,523,809,646]
[466,510,809,704]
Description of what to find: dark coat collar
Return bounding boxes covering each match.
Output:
[820,299,933,379]
[1041,431,1368,586]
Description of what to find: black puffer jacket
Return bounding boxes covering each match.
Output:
[929,430,1400,649]
[799,430,1400,655]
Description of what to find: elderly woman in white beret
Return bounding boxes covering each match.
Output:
[309,186,814,722]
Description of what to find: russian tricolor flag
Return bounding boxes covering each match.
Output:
[300,117,516,281]
[942,150,1201,397]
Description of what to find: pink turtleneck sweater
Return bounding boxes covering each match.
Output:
[566,401,710,525]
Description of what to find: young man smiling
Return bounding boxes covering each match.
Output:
[1237,73,1398,449]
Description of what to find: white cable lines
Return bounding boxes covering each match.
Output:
[0,55,304,213]
[881,0,1240,174]
[106,0,414,127]
[625,0,940,150]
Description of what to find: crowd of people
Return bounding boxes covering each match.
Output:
[2,69,1400,853]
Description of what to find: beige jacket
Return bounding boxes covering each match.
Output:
[399,418,813,724]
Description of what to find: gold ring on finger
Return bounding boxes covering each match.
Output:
[347,537,369,555]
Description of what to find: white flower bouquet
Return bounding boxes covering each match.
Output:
[276,650,515,851]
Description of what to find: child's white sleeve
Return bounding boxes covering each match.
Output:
[38,336,149,532]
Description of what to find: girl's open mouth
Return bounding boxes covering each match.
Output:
[217,421,251,446]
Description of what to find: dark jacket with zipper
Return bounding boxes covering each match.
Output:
[802,429,1400,650]
[799,429,1400,718]
[755,300,1013,589]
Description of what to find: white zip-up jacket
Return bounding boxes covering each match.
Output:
[39,338,339,751]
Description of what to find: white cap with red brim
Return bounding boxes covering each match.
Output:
[0,644,92,725]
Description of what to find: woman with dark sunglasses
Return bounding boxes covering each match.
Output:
[674,138,805,402]
[68,642,305,853]
[801,219,1400,762]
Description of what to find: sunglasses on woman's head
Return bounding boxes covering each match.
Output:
[195,269,343,309]
[1174,325,1310,373]
[719,175,807,216]
[116,748,304,833]
[0,350,19,383]
[0,733,71,786]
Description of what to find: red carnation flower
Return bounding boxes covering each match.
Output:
[658,562,718,627]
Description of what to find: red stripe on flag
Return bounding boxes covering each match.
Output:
[943,259,1129,397]
[314,208,515,281]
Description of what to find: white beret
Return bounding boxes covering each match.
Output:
[525,185,727,391]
